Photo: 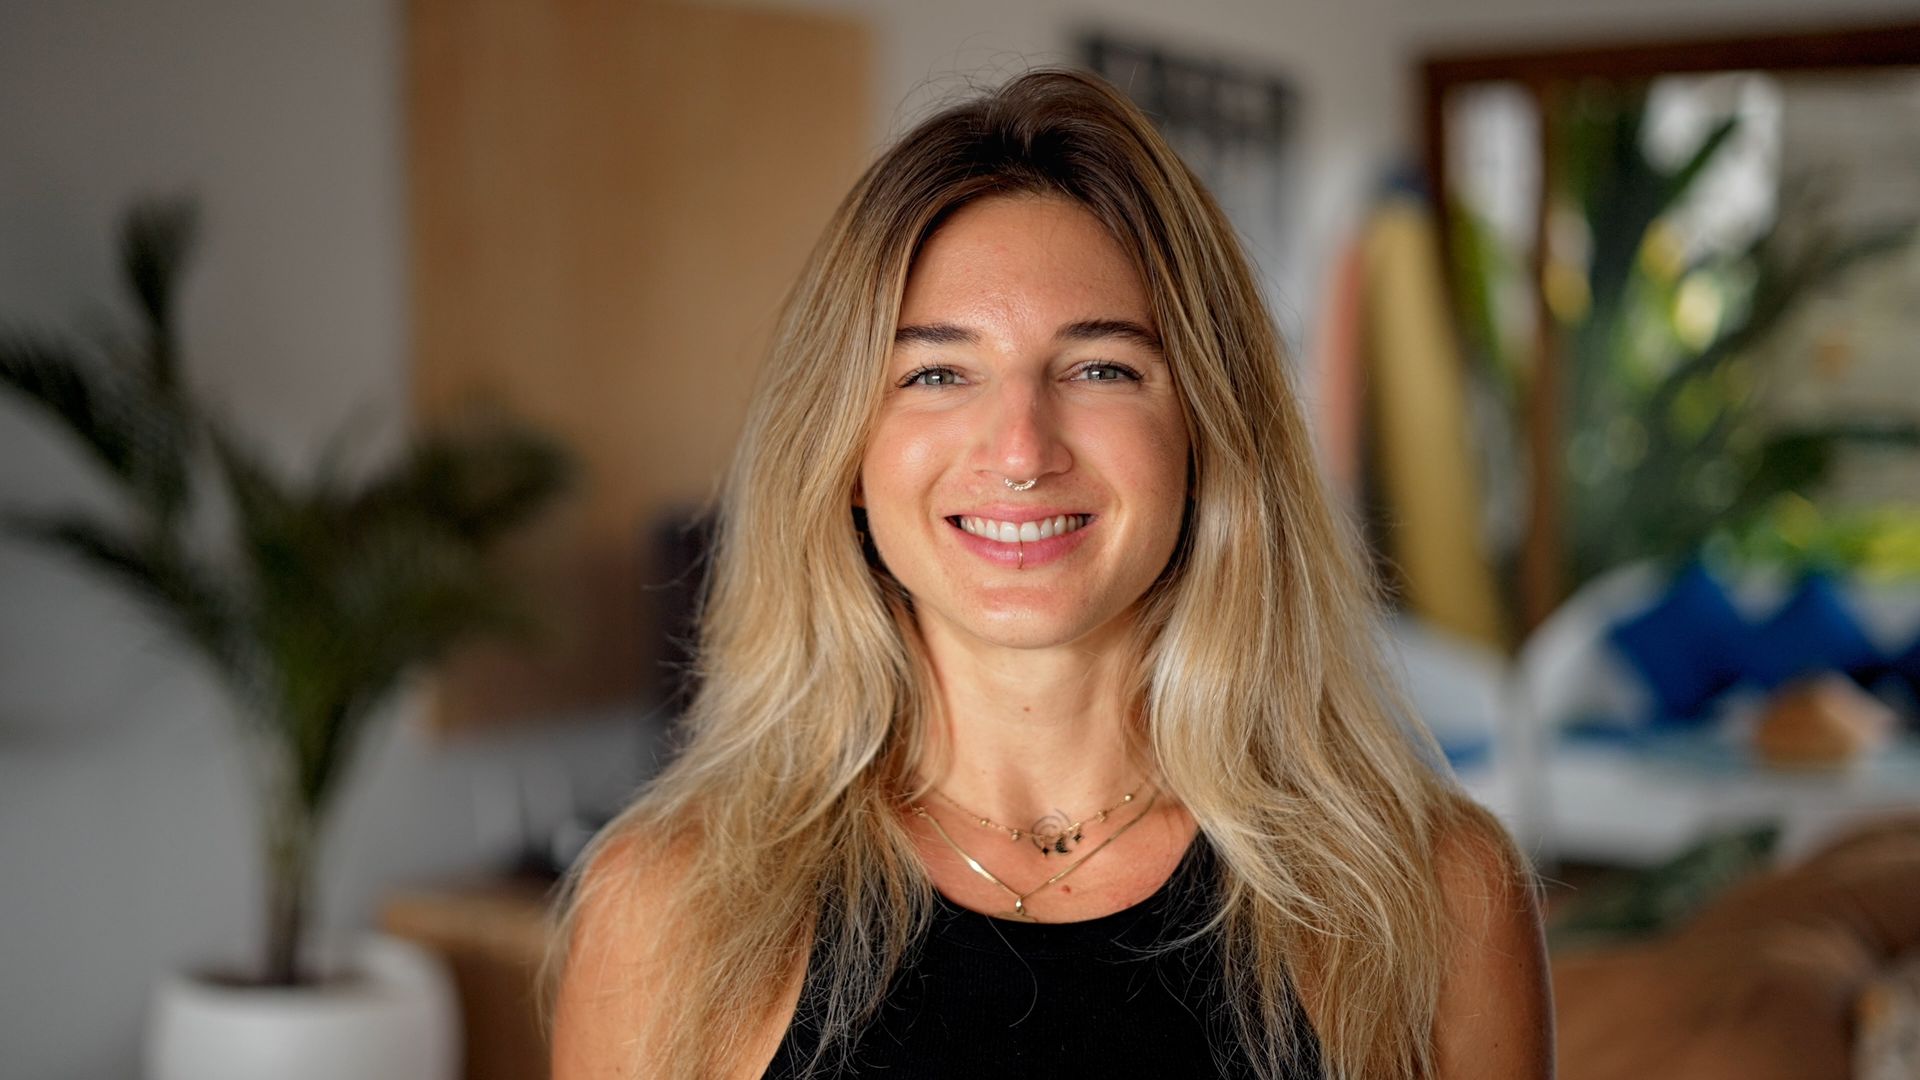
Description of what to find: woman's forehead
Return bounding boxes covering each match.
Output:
[897,195,1155,335]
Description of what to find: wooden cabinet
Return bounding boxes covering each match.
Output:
[409,0,872,732]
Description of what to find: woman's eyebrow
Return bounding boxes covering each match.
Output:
[893,322,976,347]
[1056,318,1162,354]
[892,318,1163,352]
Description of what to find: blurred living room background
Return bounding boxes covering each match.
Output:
[4,2,1919,1079]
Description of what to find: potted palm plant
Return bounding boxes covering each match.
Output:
[0,200,571,1079]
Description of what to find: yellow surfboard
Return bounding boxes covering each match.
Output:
[1362,196,1506,649]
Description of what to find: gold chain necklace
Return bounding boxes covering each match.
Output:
[935,780,1145,856]
[912,785,1160,921]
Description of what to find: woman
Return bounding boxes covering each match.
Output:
[550,70,1552,1079]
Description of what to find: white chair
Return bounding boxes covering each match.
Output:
[1382,615,1521,833]
[1508,561,1920,867]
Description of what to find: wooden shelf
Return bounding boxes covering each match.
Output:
[382,877,556,1080]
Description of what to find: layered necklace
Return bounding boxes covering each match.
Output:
[911,782,1160,922]
[935,780,1147,855]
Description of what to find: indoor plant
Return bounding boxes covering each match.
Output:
[1448,85,1920,599]
[1,199,570,1076]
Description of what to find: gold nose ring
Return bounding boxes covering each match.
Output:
[1004,477,1037,491]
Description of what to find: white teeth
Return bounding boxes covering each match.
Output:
[956,514,1089,542]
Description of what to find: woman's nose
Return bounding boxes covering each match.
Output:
[973,378,1071,482]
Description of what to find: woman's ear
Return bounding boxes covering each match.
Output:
[851,477,865,509]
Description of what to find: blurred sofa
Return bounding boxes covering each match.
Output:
[1552,814,1920,1080]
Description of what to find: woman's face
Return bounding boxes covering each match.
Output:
[860,194,1190,653]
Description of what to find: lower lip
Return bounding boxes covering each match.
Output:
[946,517,1094,570]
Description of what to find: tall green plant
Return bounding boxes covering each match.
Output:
[1550,86,1918,586]
[0,200,570,986]
[1452,84,1920,597]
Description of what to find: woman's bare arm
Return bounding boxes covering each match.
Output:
[550,835,805,1080]
[1431,815,1556,1079]
[551,836,665,1080]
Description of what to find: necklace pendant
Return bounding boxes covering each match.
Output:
[1035,819,1087,856]
[1029,809,1079,856]
[1011,898,1035,921]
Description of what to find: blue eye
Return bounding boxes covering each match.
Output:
[1074,362,1142,383]
[900,366,963,388]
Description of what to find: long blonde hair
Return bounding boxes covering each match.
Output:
[551,69,1505,1079]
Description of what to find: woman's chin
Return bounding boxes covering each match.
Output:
[922,596,1132,654]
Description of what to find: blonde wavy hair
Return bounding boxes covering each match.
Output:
[549,68,1510,1080]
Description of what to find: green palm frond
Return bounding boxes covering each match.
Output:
[120,197,197,388]
[0,334,141,476]
[346,420,573,544]
[1,203,198,526]
[1445,200,1522,397]
[0,332,191,518]
[1661,116,1739,214]
[3,509,251,691]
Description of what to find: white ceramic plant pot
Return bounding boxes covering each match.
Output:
[144,933,461,1080]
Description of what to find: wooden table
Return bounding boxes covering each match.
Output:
[382,876,557,1080]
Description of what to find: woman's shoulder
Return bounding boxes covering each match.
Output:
[548,825,700,1078]
[549,817,729,997]
[558,822,691,942]
[549,822,808,1079]
[1429,795,1531,899]
[1427,795,1555,1078]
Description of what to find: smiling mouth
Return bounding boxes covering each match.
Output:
[947,514,1093,543]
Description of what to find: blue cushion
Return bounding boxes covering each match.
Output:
[1606,562,1751,724]
[1743,573,1884,690]
[1437,732,1493,770]
[1889,627,1920,706]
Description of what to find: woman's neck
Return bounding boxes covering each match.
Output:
[914,613,1152,825]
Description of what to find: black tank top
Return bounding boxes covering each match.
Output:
[761,837,1322,1078]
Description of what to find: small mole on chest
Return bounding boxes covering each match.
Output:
[1060,885,1071,893]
